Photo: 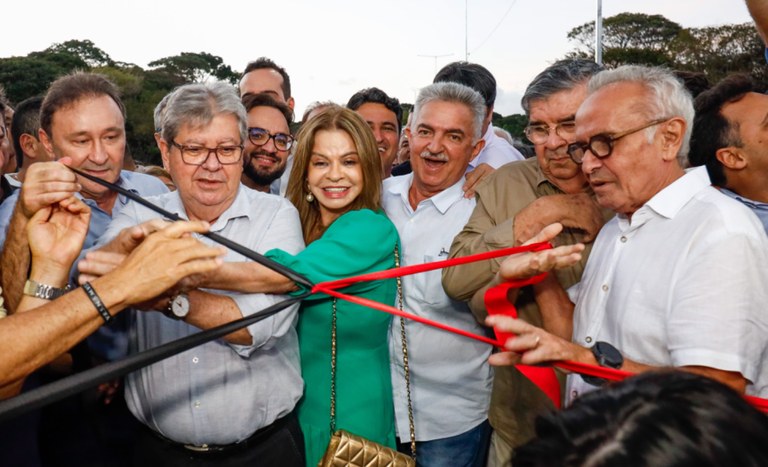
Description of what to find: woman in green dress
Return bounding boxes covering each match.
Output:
[241,106,399,466]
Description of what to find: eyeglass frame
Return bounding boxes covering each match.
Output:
[524,120,577,144]
[566,118,669,164]
[169,140,244,166]
[247,127,295,151]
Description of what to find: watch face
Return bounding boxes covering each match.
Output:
[171,294,190,318]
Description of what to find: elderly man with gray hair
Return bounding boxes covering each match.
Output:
[443,59,611,466]
[489,65,768,423]
[93,81,305,466]
[382,81,492,466]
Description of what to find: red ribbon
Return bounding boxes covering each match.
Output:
[311,241,768,413]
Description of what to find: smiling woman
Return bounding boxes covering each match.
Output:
[264,106,401,466]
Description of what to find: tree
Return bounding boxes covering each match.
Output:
[44,40,114,68]
[148,52,239,85]
[568,12,682,67]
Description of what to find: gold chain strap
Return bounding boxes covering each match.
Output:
[328,244,416,458]
[330,298,338,433]
[395,244,417,459]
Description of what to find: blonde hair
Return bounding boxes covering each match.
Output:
[286,105,383,243]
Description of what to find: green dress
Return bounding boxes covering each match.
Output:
[266,209,399,466]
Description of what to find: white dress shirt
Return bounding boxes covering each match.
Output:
[383,174,493,441]
[568,167,768,403]
[99,186,305,445]
[468,125,524,171]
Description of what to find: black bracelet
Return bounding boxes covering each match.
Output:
[82,282,112,323]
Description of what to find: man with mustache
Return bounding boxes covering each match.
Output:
[347,87,403,178]
[382,81,492,466]
[443,59,610,466]
[241,93,294,194]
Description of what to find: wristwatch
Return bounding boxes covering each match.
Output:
[582,341,623,387]
[165,292,190,320]
[23,279,71,300]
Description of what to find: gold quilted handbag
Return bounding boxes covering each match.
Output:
[319,429,415,467]
[319,245,416,467]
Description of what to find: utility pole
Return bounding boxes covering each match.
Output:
[595,0,603,65]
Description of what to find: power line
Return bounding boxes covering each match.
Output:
[470,0,519,56]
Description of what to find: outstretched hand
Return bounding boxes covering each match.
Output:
[106,221,226,306]
[498,223,584,282]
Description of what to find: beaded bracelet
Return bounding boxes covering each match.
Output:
[82,282,112,323]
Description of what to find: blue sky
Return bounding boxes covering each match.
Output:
[3,0,754,115]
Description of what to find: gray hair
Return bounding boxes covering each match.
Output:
[587,65,694,166]
[153,91,174,133]
[161,81,246,144]
[521,59,604,115]
[412,82,485,141]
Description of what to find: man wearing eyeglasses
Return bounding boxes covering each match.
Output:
[443,59,610,466]
[89,82,306,466]
[241,93,294,194]
[488,66,768,408]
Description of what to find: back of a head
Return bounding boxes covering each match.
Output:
[40,71,125,137]
[11,96,44,167]
[161,82,246,145]
[587,65,694,165]
[515,371,768,467]
[434,61,496,109]
[413,81,486,141]
[689,73,756,186]
[241,57,292,100]
[346,87,403,132]
[521,59,604,116]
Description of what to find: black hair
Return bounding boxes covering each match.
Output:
[11,96,44,168]
[434,61,496,109]
[346,87,403,132]
[515,371,768,467]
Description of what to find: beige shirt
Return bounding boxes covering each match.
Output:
[443,157,611,448]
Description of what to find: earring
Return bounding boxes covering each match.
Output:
[306,192,315,203]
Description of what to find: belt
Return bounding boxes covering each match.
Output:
[150,411,295,454]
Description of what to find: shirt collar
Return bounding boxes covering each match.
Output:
[162,184,251,231]
[386,173,467,214]
[644,166,710,220]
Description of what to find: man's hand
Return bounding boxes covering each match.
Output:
[497,223,584,283]
[105,218,172,255]
[107,221,225,305]
[463,163,495,198]
[19,160,81,219]
[513,193,605,245]
[485,315,590,367]
[28,196,91,276]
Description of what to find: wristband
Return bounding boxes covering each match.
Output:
[82,282,112,323]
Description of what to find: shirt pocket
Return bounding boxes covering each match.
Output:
[409,254,451,308]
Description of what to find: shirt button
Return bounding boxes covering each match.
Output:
[194,401,201,408]
[571,391,578,399]
[585,336,593,344]
[601,284,609,292]
[192,357,199,364]
[620,236,627,243]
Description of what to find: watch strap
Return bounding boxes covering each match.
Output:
[23,279,71,300]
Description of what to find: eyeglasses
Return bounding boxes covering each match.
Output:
[247,127,294,151]
[524,120,577,144]
[566,118,668,164]
[170,141,244,166]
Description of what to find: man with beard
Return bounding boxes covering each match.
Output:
[241,93,294,193]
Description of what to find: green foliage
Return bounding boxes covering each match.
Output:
[148,52,239,85]
[493,113,527,141]
[0,42,241,166]
[566,13,767,88]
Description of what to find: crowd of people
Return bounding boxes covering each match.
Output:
[1,7,768,465]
